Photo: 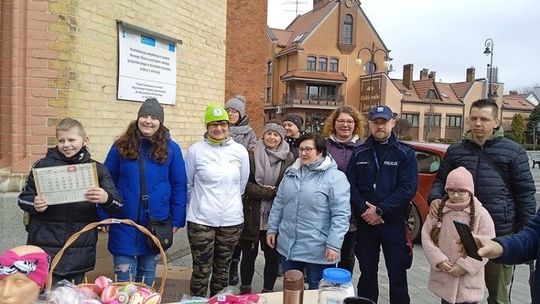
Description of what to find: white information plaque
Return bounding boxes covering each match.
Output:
[33,163,99,205]
[117,23,177,105]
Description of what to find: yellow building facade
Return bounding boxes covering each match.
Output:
[265,0,534,142]
[0,0,227,190]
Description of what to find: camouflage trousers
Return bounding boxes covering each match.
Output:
[187,221,243,297]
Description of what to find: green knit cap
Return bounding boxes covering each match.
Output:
[204,103,229,125]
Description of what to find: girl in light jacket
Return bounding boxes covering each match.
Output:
[185,103,250,297]
[421,166,495,304]
[266,132,350,289]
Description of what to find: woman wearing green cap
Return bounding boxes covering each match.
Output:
[185,103,250,297]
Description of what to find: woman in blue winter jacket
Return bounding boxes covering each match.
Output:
[266,133,351,289]
[101,98,187,286]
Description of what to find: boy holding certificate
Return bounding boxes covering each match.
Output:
[18,118,122,284]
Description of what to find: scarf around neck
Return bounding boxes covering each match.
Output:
[253,139,289,187]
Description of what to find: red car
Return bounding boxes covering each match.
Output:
[405,141,449,242]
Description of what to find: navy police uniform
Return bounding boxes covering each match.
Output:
[346,108,418,303]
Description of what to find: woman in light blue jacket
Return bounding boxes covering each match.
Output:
[266,133,350,289]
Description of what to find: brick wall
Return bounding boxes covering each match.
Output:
[0,0,60,191]
[225,0,268,136]
[0,0,227,190]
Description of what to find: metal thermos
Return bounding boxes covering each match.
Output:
[283,269,304,304]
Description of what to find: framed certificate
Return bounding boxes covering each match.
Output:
[33,163,99,205]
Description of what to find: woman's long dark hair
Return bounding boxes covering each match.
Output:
[115,120,170,163]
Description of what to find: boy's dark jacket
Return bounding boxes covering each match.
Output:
[18,147,122,275]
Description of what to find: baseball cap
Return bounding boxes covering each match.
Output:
[368,105,394,121]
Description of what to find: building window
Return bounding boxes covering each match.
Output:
[329,58,339,72]
[426,89,438,99]
[403,113,419,127]
[307,84,336,100]
[307,56,316,70]
[319,57,328,71]
[266,87,272,103]
[266,61,272,75]
[343,14,353,45]
[446,115,462,127]
[424,114,441,127]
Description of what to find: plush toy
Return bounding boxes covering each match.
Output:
[0,245,50,304]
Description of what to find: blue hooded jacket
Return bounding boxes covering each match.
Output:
[101,137,187,255]
[495,209,540,302]
[267,156,350,264]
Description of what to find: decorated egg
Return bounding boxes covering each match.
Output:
[137,287,153,296]
[94,275,111,293]
[128,291,145,304]
[142,293,161,304]
[120,283,138,296]
[116,291,130,304]
[101,285,119,303]
[81,300,102,304]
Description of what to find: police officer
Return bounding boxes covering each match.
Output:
[346,105,418,303]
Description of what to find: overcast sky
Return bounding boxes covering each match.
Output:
[268,0,540,93]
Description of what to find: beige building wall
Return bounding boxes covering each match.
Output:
[50,0,226,161]
[271,5,389,112]
[501,110,530,130]
[383,77,402,112]
[1,0,226,190]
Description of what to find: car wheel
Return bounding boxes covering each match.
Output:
[407,202,422,243]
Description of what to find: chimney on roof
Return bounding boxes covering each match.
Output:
[313,0,331,10]
[420,68,429,80]
[428,71,436,80]
[403,64,413,89]
[509,90,518,95]
[466,67,475,82]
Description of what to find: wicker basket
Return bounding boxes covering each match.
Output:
[45,218,168,301]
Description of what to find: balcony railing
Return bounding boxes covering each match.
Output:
[282,94,344,106]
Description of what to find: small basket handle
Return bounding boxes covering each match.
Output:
[46,218,168,295]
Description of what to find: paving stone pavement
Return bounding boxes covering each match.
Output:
[171,245,533,303]
[170,159,540,303]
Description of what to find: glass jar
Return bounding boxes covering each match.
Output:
[318,268,355,304]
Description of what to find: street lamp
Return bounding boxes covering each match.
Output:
[356,42,391,110]
[483,38,495,102]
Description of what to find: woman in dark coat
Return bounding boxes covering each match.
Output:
[323,105,366,274]
[238,122,294,294]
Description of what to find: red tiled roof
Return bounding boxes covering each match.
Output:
[436,83,462,105]
[281,69,347,82]
[269,28,293,47]
[390,79,420,102]
[449,82,473,98]
[502,94,534,110]
[390,78,463,105]
[413,79,434,101]
[276,1,338,56]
